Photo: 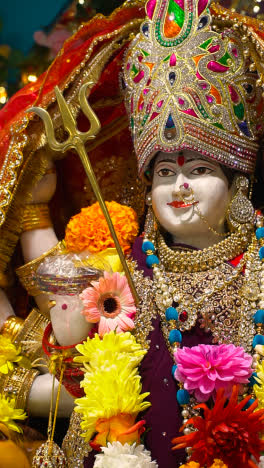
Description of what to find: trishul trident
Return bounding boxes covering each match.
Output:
[28,82,139,305]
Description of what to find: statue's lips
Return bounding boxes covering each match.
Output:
[167,201,199,208]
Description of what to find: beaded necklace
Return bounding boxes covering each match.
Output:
[141,212,264,422]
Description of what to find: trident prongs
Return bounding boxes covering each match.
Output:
[27,83,101,152]
[27,82,139,305]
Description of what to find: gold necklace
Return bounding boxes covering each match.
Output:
[153,234,258,356]
[156,228,252,272]
[153,255,246,336]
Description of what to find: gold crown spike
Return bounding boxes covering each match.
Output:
[123,0,264,176]
[27,83,139,305]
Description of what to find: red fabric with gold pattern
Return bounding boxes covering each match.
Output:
[0,2,146,174]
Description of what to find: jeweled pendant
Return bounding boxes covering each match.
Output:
[164,114,176,140]
[169,72,176,85]
[32,441,67,467]
[179,310,188,322]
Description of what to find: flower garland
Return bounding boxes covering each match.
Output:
[172,386,264,468]
[0,335,27,374]
[67,203,264,466]
[93,442,158,468]
[0,394,27,433]
[65,201,139,254]
[74,331,151,450]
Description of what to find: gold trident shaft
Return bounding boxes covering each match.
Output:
[28,83,139,305]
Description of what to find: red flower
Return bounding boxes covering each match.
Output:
[172,386,264,468]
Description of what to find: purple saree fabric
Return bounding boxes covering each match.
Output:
[84,237,213,468]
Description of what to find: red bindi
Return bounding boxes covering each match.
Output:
[177,155,185,166]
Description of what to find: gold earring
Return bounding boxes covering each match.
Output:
[227,176,254,231]
[146,192,152,206]
[144,205,157,242]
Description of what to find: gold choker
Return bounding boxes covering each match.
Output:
[157,229,252,273]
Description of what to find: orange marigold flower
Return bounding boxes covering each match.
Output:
[179,461,227,468]
[179,462,200,468]
[210,461,228,468]
[64,201,139,254]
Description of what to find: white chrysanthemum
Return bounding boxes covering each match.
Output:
[259,456,264,468]
[93,442,158,468]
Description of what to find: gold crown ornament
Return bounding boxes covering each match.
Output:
[123,0,264,176]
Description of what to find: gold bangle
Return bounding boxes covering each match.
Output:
[16,242,63,296]
[2,367,39,410]
[22,203,52,232]
[1,316,24,341]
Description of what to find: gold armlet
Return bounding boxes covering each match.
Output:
[0,367,39,410]
[16,242,63,296]
[22,203,52,232]
[14,308,50,362]
[1,316,24,341]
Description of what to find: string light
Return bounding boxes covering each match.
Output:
[0,86,7,104]
[21,71,38,85]
[27,74,37,83]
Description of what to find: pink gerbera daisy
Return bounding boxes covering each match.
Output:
[80,272,136,337]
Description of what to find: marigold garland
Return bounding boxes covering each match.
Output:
[64,201,139,254]
[74,331,151,444]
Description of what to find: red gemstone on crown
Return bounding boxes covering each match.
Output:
[179,311,188,322]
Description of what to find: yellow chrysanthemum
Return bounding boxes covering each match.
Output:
[74,332,150,441]
[0,395,27,433]
[65,201,139,254]
[254,360,264,409]
[0,336,22,374]
[75,331,146,367]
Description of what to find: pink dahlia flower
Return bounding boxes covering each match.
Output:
[174,344,252,402]
[80,272,136,337]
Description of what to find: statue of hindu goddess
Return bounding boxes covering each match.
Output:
[1,1,264,467]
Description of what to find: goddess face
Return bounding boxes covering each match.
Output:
[151,151,234,247]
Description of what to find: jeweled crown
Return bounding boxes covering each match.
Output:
[123,0,264,175]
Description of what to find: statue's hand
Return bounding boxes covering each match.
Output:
[30,162,57,204]
[28,373,74,417]
[50,295,92,346]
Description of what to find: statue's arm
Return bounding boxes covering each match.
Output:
[0,289,14,329]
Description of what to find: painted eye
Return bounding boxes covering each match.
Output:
[157,168,176,177]
[191,166,213,175]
